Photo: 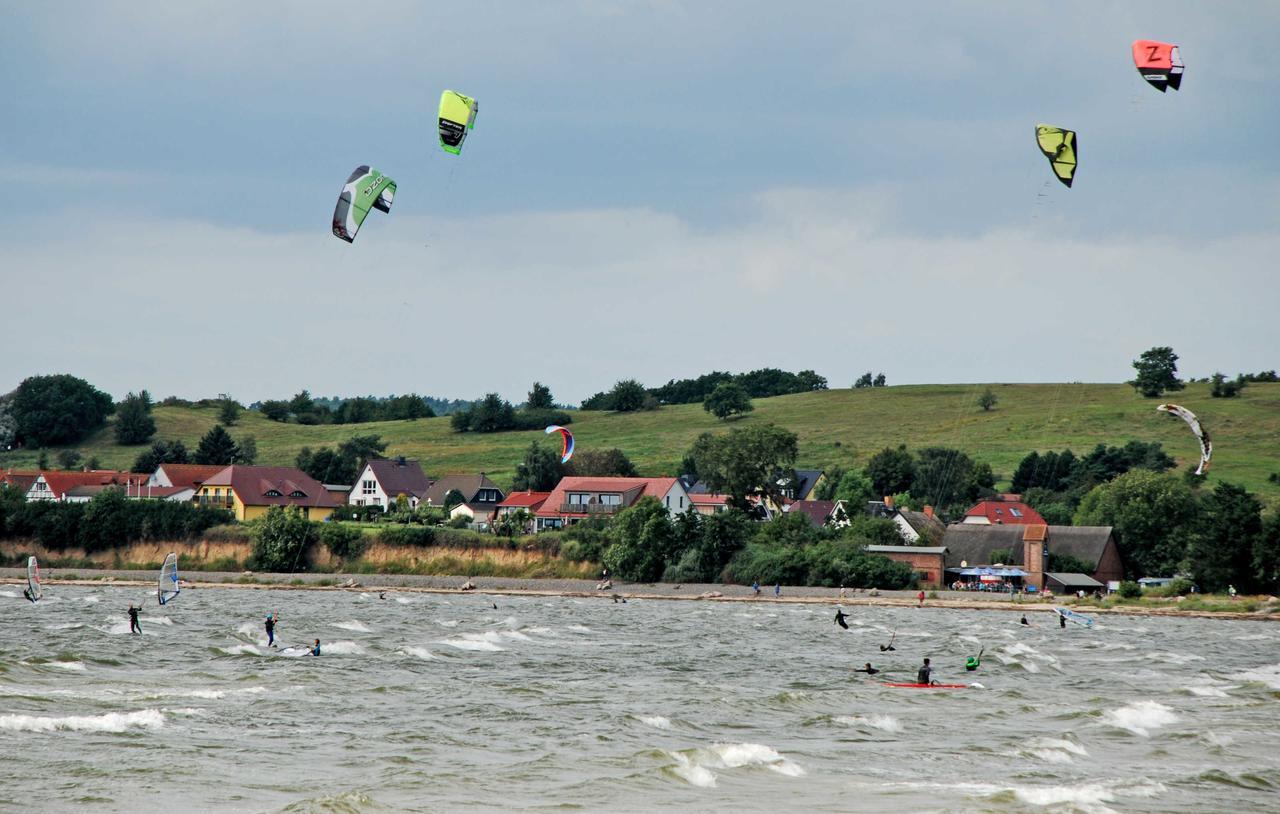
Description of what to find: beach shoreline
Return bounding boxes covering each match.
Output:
[5,568,1277,621]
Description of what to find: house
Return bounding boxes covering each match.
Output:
[420,474,505,524]
[1,469,39,495]
[494,491,551,533]
[866,498,946,544]
[25,471,148,502]
[535,476,692,530]
[865,545,949,587]
[351,458,431,510]
[785,499,851,529]
[1044,572,1105,594]
[689,493,732,516]
[961,494,1046,526]
[61,483,194,503]
[194,465,339,521]
[685,469,825,513]
[148,463,227,491]
[939,523,1123,592]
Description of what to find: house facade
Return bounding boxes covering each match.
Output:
[148,463,226,491]
[420,474,505,522]
[786,499,851,528]
[867,499,946,544]
[194,465,339,521]
[939,523,1122,592]
[536,476,692,530]
[351,458,431,510]
[25,471,147,502]
[865,545,949,587]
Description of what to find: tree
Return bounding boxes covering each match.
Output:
[512,442,564,491]
[527,382,554,410]
[218,398,242,426]
[259,400,291,422]
[911,447,994,511]
[289,390,315,415]
[1074,469,1198,578]
[853,372,873,389]
[11,374,114,446]
[1209,372,1245,399]
[1130,346,1184,397]
[236,435,258,465]
[602,497,681,582]
[566,448,638,478]
[56,449,83,470]
[831,469,876,505]
[114,391,156,445]
[703,381,754,420]
[873,373,886,387]
[865,445,915,498]
[36,451,48,470]
[1185,482,1262,593]
[978,387,997,412]
[608,379,649,413]
[132,439,189,474]
[1254,511,1280,594]
[0,396,18,451]
[252,506,316,572]
[687,424,799,508]
[796,370,828,391]
[337,434,387,467]
[194,425,239,466]
[296,446,358,485]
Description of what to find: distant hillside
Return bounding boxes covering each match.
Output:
[3,383,1278,501]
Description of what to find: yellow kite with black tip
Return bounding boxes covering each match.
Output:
[1035,125,1077,188]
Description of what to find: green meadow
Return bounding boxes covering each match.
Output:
[4,382,1278,501]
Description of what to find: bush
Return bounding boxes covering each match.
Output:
[1118,580,1142,599]
[378,525,435,548]
[250,507,317,573]
[319,523,367,560]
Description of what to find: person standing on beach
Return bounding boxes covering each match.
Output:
[752,581,760,597]
[774,584,781,599]
[127,604,142,635]
[917,590,926,607]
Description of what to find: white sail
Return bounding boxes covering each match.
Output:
[158,553,180,605]
[26,556,42,602]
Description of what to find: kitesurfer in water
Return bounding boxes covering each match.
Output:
[834,608,850,629]
[917,657,934,686]
[853,662,880,675]
[1020,615,1030,626]
[880,631,897,652]
[264,613,277,647]
[965,648,984,672]
[1059,613,1067,628]
[127,604,142,634]
[310,639,321,657]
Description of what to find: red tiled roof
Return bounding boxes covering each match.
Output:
[497,491,551,509]
[538,476,680,517]
[1,469,39,493]
[200,466,339,508]
[964,499,1046,526]
[155,463,227,490]
[689,493,730,505]
[36,471,148,499]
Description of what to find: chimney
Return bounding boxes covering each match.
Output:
[884,495,894,509]
[923,505,934,519]
[397,456,406,467]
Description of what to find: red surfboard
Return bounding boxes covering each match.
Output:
[880,682,968,689]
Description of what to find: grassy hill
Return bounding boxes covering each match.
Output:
[4,383,1279,501]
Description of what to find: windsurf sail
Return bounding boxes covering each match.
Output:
[26,556,42,602]
[1055,607,1094,628]
[158,552,180,605]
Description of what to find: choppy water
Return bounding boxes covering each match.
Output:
[2,585,1279,813]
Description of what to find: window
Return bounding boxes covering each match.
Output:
[665,496,670,507]
[265,489,282,497]
[362,479,375,495]
[568,493,590,505]
[289,490,306,498]
[679,496,685,509]
[599,494,621,506]
[1010,508,1023,518]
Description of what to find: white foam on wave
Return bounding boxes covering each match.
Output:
[435,619,460,628]
[1186,685,1230,698]
[321,640,363,655]
[1204,731,1234,748]
[218,644,259,656]
[1231,632,1272,642]
[81,595,101,603]
[1023,737,1088,764]
[48,622,83,631]
[667,743,804,788]
[1102,700,1178,736]
[1145,650,1204,665]
[48,661,86,672]
[331,620,371,633]
[0,709,165,733]
[438,631,506,652]
[0,590,18,598]
[636,715,672,730]
[1232,662,1280,689]
[566,624,592,633]
[395,597,414,605]
[402,647,435,661]
[146,687,266,701]
[836,714,903,733]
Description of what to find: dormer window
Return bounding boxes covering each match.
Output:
[264,489,282,497]
[289,490,306,498]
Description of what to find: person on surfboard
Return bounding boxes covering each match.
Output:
[310,638,321,656]
[127,604,142,634]
[834,608,850,629]
[264,613,277,647]
[917,657,934,685]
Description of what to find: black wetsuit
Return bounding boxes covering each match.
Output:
[23,588,35,603]
[128,607,141,634]
[265,617,276,646]
[1059,614,1067,628]
[1020,616,1029,626]
[917,664,932,685]
[854,666,880,675]
[834,610,849,630]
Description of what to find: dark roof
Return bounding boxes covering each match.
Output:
[899,509,946,543]
[366,458,431,499]
[787,500,837,528]
[786,469,823,500]
[422,474,503,507]
[940,524,1115,570]
[1044,572,1104,590]
[866,545,948,555]
[201,466,339,508]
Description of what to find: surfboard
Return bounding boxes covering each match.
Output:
[880,682,968,689]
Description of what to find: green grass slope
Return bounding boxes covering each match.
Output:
[4,383,1278,501]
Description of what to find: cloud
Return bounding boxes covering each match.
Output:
[3,186,1274,402]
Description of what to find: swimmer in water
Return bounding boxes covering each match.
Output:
[853,663,880,675]
[834,608,850,630]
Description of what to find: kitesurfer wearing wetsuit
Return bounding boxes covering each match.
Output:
[128,604,142,634]
[854,663,880,675]
[310,639,321,657]
[265,613,277,647]
[1020,615,1030,626]
[834,609,850,629]
[917,657,933,685]
[1059,613,1067,628]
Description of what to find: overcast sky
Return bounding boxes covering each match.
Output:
[3,1,1277,404]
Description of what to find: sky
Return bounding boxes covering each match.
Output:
[2,1,1278,405]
